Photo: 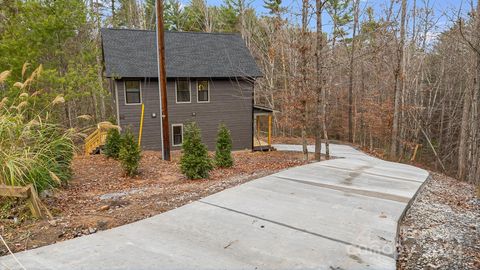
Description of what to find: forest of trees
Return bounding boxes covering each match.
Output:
[0,0,478,185]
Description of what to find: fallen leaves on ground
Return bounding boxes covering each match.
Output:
[0,150,310,255]
[397,172,480,270]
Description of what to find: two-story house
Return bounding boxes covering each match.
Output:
[101,28,266,151]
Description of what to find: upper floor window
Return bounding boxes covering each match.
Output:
[176,79,191,103]
[125,80,141,104]
[197,80,209,102]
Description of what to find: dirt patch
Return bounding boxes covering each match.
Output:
[0,150,311,255]
[397,172,480,270]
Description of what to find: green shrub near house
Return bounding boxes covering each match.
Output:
[215,124,234,168]
[180,122,213,179]
[104,128,122,159]
[119,130,141,177]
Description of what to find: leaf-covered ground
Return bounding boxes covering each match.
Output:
[397,172,480,270]
[0,150,311,255]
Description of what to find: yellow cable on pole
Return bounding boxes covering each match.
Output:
[138,103,145,147]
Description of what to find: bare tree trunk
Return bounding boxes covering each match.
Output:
[300,0,309,160]
[348,0,359,143]
[302,101,308,160]
[238,0,247,41]
[470,82,479,182]
[469,2,480,184]
[456,2,480,182]
[314,0,324,161]
[458,83,472,180]
[111,0,116,26]
[281,45,289,136]
[96,57,106,120]
[438,98,445,165]
[323,80,330,159]
[95,0,106,121]
[391,0,406,159]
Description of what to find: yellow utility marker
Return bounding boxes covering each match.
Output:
[138,103,145,147]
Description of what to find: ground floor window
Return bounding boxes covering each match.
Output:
[172,124,183,146]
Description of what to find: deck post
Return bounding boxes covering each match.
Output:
[268,114,272,145]
[256,115,260,139]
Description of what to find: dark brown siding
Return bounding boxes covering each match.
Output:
[115,78,253,151]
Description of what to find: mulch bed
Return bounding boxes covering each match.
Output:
[0,150,311,255]
[397,172,480,270]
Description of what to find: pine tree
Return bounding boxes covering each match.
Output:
[217,4,238,32]
[164,0,187,31]
[263,0,282,15]
[104,128,122,159]
[180,122,213,179]
[215,124,234,168]
[143,0,156,30]
[119,130,142,177]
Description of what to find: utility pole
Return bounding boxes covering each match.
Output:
[156,0,170,161]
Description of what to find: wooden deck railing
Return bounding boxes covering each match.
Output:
[84,122,118,155]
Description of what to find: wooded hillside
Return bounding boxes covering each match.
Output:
[0,0,478,185]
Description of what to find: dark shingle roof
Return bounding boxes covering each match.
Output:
[101,28,262,78]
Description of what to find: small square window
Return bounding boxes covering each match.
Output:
[197,80,209,102]
[125,81,141,104]
[172,124,183,146]
[176,79,190,103]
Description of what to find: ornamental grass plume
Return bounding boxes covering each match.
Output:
[0,65,75,192]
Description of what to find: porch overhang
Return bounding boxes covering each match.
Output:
[253,105,277,115]
[253,105,277,151]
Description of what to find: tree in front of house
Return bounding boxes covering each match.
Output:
[119,130,142,176]
[180,122,213,179]
[104,128,122,159]
[215,124,234,168]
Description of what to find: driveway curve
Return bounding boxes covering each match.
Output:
[1,144,429,270]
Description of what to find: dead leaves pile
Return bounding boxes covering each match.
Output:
[1,150,308,255]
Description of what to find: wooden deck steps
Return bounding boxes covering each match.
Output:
[84,122,120,155]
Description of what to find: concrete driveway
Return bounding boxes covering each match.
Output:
[1,144,429,270]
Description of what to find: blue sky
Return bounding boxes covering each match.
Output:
[200,0,471,35]
[203,0,467,17]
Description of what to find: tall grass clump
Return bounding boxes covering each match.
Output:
[0,66,75,192]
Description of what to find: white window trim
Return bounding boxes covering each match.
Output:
[172,124,184,146]
[175,79,191,104]
[124,80,142,105]
[196,80,210,103]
